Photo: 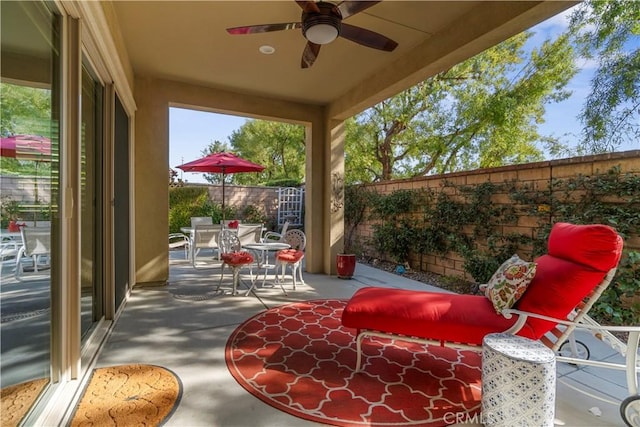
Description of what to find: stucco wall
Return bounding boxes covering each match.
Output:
[133,76,337,285]
[353,150,640,281]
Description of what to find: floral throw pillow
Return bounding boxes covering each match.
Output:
[484,254,537,314]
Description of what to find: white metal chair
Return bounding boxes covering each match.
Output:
[169,233,190,259]
[274,228,306,294]
[215,229,255,295]
[263,221,290,243]
[15,227,51,279]
[191,224,222,267]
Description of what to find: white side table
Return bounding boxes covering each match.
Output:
[482,332,556,427]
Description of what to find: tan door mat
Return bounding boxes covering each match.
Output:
[70,364,182,426]
[1,378,49,427]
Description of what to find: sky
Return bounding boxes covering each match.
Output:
[170,5,639,184]
[170,109,247,183]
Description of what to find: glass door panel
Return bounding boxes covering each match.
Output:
[0,0,60,416]
[80,64,103,340]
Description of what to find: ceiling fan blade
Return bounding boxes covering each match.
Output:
[337,1,380,19]
[295,1,320,13]
[340,23,398,51]
[301,41,321,68]
[227,22,301,35]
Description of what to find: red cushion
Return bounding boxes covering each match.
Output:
[228,220,239,229]
[221,251,253,265]
[547,222,623,271]
[342,287,523,346]
[516,223,623,338]
[276,249,304,263]
[516,255,612,337]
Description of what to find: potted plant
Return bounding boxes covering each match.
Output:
[336,250,356,279]
[1,197,22,232]
[336,212,357,279]
[337,186,374,279]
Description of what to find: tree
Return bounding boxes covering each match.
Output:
[569,0,640,152]
[0,82,52,176]
[345,31,577,183]
[200,139,230,184]
[228,120,305,185]
[0,82,51,137]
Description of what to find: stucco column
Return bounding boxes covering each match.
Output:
[305,121,322,274]
[305,115,344,275]
[327,119,345,275]
[133,77,169,285]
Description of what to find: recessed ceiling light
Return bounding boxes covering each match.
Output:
[259,45,275,55]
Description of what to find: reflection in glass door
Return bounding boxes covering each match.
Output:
[0,0,60,413]
[80,64,104,340]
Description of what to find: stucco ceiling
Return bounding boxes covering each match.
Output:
[111,1,575,115]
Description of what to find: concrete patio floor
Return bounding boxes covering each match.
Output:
[90,250,633,426]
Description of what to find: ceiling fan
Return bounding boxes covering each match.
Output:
[226,1,398,69]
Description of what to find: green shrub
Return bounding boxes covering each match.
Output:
[462,253,505,284]
[591,250,640,325]
[344,186,376,253]
[372,219,416,264]
[169,187,219,233]
[240,205,268,224]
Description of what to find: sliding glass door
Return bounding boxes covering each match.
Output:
[0,0,60,412]
[80,64,104,340]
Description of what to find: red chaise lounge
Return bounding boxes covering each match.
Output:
[341,222,624,371]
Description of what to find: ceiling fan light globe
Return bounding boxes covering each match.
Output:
[305,24,338,45]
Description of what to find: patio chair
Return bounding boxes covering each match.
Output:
[274,228,306,295]
[263,221,289,242]
[15,227,52,279]
[236,223,263,247]
[0,238,20,262]
[191,224,222,267]
[341,222,624,372]
[215,229,255,295]
[168,233,190,259]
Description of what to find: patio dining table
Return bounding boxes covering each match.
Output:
[243,242,290,295]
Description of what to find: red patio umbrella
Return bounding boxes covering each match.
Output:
[0,134,51,161]
[0,135,52,224]
[176,152,264,221]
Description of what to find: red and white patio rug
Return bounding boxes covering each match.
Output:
[225,299,482,426]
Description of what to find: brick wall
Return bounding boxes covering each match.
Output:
[0,176,52,204]
[353,150,640,281]
[205,184,281,219]
[0,175,52,221]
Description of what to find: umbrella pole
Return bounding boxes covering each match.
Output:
[34,161,39,225]
[221,172,225,223]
